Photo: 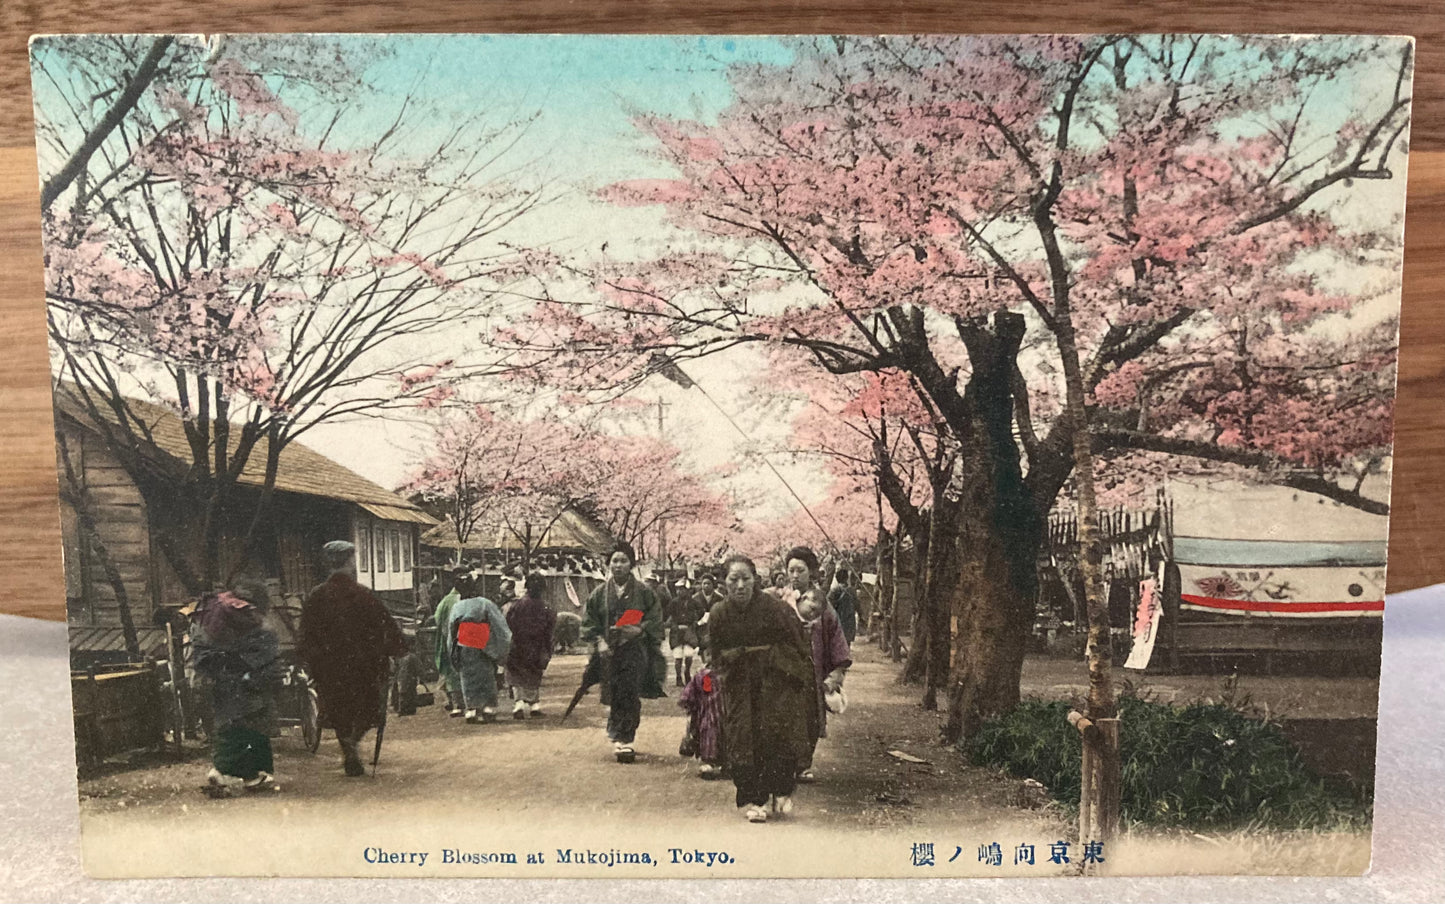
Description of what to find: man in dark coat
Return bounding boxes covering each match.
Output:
[665,583,707,686]
[299,540,407,777]
[505,573,557,718]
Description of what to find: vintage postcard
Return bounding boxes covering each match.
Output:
[31,33,1411,878]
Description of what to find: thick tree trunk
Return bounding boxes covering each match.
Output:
[943,507,1036,743]
[900,520,931,684]
[921,495,963,710]
[942,311,1039,745]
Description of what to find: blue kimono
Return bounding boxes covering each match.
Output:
[446,596,512,711]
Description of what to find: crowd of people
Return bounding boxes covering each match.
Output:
[190,538,863,824]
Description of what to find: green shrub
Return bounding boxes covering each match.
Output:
[968,698,1367,830]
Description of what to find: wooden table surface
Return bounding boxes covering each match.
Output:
[2,3,1442,620]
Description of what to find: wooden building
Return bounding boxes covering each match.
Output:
[56,392,436,644]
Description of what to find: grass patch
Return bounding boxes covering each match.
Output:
[969,697,1369,830]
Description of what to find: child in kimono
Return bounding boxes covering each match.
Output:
[678,666,726,778]
[795,574,851,783]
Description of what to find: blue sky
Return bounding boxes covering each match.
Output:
[368,34,793,118]
[328,34,795,184]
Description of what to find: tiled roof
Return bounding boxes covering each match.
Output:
[56,387,436,524]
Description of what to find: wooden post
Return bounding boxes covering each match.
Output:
[1073,712,1121,847]
[1163,563,1181,672]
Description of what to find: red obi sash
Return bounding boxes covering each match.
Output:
[702,673,713,693]
[457,621,491,650]
[614,608,644,627]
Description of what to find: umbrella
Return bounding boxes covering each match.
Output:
[372,673,389,772]
[561,648,611,722]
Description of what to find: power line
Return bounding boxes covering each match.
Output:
[654,356,839,555]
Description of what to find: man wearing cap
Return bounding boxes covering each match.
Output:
[298,540,408,777]
[665,579,707,687]
[690,572,724,659]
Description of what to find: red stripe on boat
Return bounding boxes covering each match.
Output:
[1181,594,1384,614]
[615,608,644,627]
[457,621,491,649]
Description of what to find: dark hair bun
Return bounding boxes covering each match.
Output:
[784,546,820,575]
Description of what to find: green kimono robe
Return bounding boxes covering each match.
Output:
[581,577,666,699]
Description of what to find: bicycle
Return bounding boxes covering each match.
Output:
[278,659,321,754]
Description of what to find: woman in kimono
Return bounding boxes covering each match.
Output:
[581,542,665,763]
[505,573,557,718]
[191,577,283,797]
[432,566,467,717]
[785,546,852,783]
[447,589,513,724]
[707,553,818,823]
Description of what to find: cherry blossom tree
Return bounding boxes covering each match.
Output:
[766,353,956,677]
[405,399,738,571]
[486,35,1409,750]
[36,34,543,593]
[579,433,737,564]
[404,403,535,561]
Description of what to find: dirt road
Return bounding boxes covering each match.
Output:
[74,644,1369,878]
[80,643,1055,823]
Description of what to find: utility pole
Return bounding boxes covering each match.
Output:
[657,395,669,570]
